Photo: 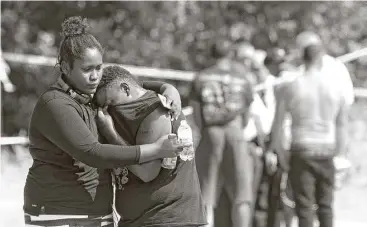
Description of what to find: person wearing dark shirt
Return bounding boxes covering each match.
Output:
[189,40,254,227]
[24,16,187,227]
[94,65,206,227]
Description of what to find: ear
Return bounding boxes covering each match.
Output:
[120,83,131,96]
[60,61,71,75]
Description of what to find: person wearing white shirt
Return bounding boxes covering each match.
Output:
[268,32,351,227]
[296,31,354,106]
[250,48,294,227]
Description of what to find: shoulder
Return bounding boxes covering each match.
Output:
[38,89,75,106]
[30,89,86,133]
[276,76,298,102]
[136,106,173,143]
[33,89,82,118]
[323,55,349,74]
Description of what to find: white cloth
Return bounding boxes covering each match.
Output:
[243,75,276,141]
[243,95,269,141]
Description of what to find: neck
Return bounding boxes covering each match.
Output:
[61,74,91,96]
[304,59,322,72]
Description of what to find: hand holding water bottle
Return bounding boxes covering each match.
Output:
[177,120,195,161]
[161,134,180,169]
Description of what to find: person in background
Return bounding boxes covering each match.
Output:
[252,48,295,227]
[94,65,206,227]
[295,31,354,107]
[268,36,351,227]
[265,32,355,227]
[249,49,276,227]
[24,16,188,227]
[190,39,254,227]
[244,48,276,148]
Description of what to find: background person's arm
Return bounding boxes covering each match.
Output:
[188,77,203,131]
[249,95,273,148]
[266,87,289,173]
[335,99,350,156]
[337,60,355,106]
[269,87,288,151]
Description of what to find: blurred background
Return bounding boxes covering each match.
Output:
[1,1,367,226]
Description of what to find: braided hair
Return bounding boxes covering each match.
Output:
[58,16,104,70]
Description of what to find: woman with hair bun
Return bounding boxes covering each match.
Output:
[24,16,187,227]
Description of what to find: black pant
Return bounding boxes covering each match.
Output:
[289,154,335,227]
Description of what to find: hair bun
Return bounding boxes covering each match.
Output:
[61,16,89,38]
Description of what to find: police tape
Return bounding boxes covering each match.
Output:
[3,47,367,92]
[1,48,367,146]
[2,52,195,82]
[1,136,29,145]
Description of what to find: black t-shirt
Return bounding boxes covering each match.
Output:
[108,91,207,227]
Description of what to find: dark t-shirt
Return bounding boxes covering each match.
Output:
[24,81,140,216]
[191,60,254,127]
[108,91,207,227]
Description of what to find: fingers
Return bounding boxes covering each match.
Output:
[167,133,177,140]
[97,108,106,123]
[164,96,174,108]
[97,107,104,116]
[167,133,192,151]
[161,93,182,120]
[158,94,171,109]
[178,142,193,149]
[168,111,178,121]
[166,99,181,120]
[169,104,181,120]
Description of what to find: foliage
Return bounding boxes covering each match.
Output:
[1,1,367,135]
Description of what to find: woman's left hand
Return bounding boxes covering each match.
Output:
[160,84,182,120]
[96,108,115,133]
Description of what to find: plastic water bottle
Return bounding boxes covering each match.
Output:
[177,120,195,161]
[161,157,178,169]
